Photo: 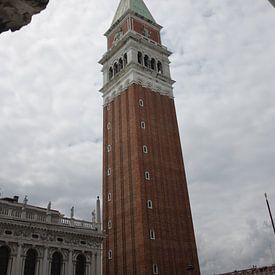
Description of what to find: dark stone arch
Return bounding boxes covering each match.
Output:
[138,51,143,64]
[109,67,113,80]
[75,254,86,275]
[114,62,118,75]
[123,53,128,66]
[0,246,10,275]
[151,58,156,70]
[157,61,163,74]
[144,55,149,67]
[119,58,123,71]
[24,249,37,275]
[51,251,63,275]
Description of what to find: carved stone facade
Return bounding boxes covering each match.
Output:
[0,196,104,275]
[0,0,49,34]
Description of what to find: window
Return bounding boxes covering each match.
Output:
[119,58,123,71]
[50,252,63,275]
[138,52,143,64]
[108,193,112,201]
[107,145,112,152]
[157,61,163,74]
[108,220,112,229]
[144,55,149,67]
[114,62,118,75]
[151,58,156,71]
[145,171,150,180]
[140,121,146,129]
[153,264,159,274]
[107,168,111,176]
[150,230,156,240]
[143,145,148,154]
[147,200,153,209]
[75,254,86,275]
[108,250,112,260]
[123,53,128,66]
[24,249,37,275]
[0,246,10,275]
[109,67,113,80]
[139,99,144,107]
[107,122,111,130]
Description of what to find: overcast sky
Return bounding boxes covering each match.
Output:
[0,0,275,274]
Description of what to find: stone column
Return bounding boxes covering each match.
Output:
[35,256,40,275]
[7,255,12,275]
[14,244,22,275]
[9,255,16,275]
[68,250,73,275]
[42,247,48,275]
[96,251,101,275]
[91,253,96,275]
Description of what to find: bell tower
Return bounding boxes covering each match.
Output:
[99,0,200,274]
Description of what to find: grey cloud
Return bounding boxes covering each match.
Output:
[0,0,275,274]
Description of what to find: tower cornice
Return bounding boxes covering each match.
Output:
[99,63,175,106]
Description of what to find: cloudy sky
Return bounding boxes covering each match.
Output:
[0,0,275,273]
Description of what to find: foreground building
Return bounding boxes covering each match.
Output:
[0,195,103,275]
[99,0,200,274]
[217,264,275,275]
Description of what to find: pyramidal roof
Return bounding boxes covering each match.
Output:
[112,0,156,25]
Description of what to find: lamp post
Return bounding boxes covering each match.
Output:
[265,193,275,237]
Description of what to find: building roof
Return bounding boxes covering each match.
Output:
[112,0,156,25]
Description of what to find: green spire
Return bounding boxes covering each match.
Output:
[112,0,156,25]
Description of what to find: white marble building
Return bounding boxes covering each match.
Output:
[0,195,104,275]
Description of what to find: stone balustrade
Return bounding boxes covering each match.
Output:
[0,202,100,231]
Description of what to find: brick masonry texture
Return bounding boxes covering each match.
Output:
[102,84,200,275]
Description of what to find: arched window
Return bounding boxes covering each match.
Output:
[151,58,156,70]
[51,252,63,275]
[109,67,113,80]
[157,61,163,74]
[123,53,128,66]
[144,55,149,67]
[24,249,37,275]
[138,52,143,64]
[75,254,86,275]
[119,58,123,71]
[114,63,118,75]
[0,246,10,275]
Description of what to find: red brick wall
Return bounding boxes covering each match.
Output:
[108,19,129,49]
[107,17,161,49]
[132,18,161,44]
[103,84,200,275]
